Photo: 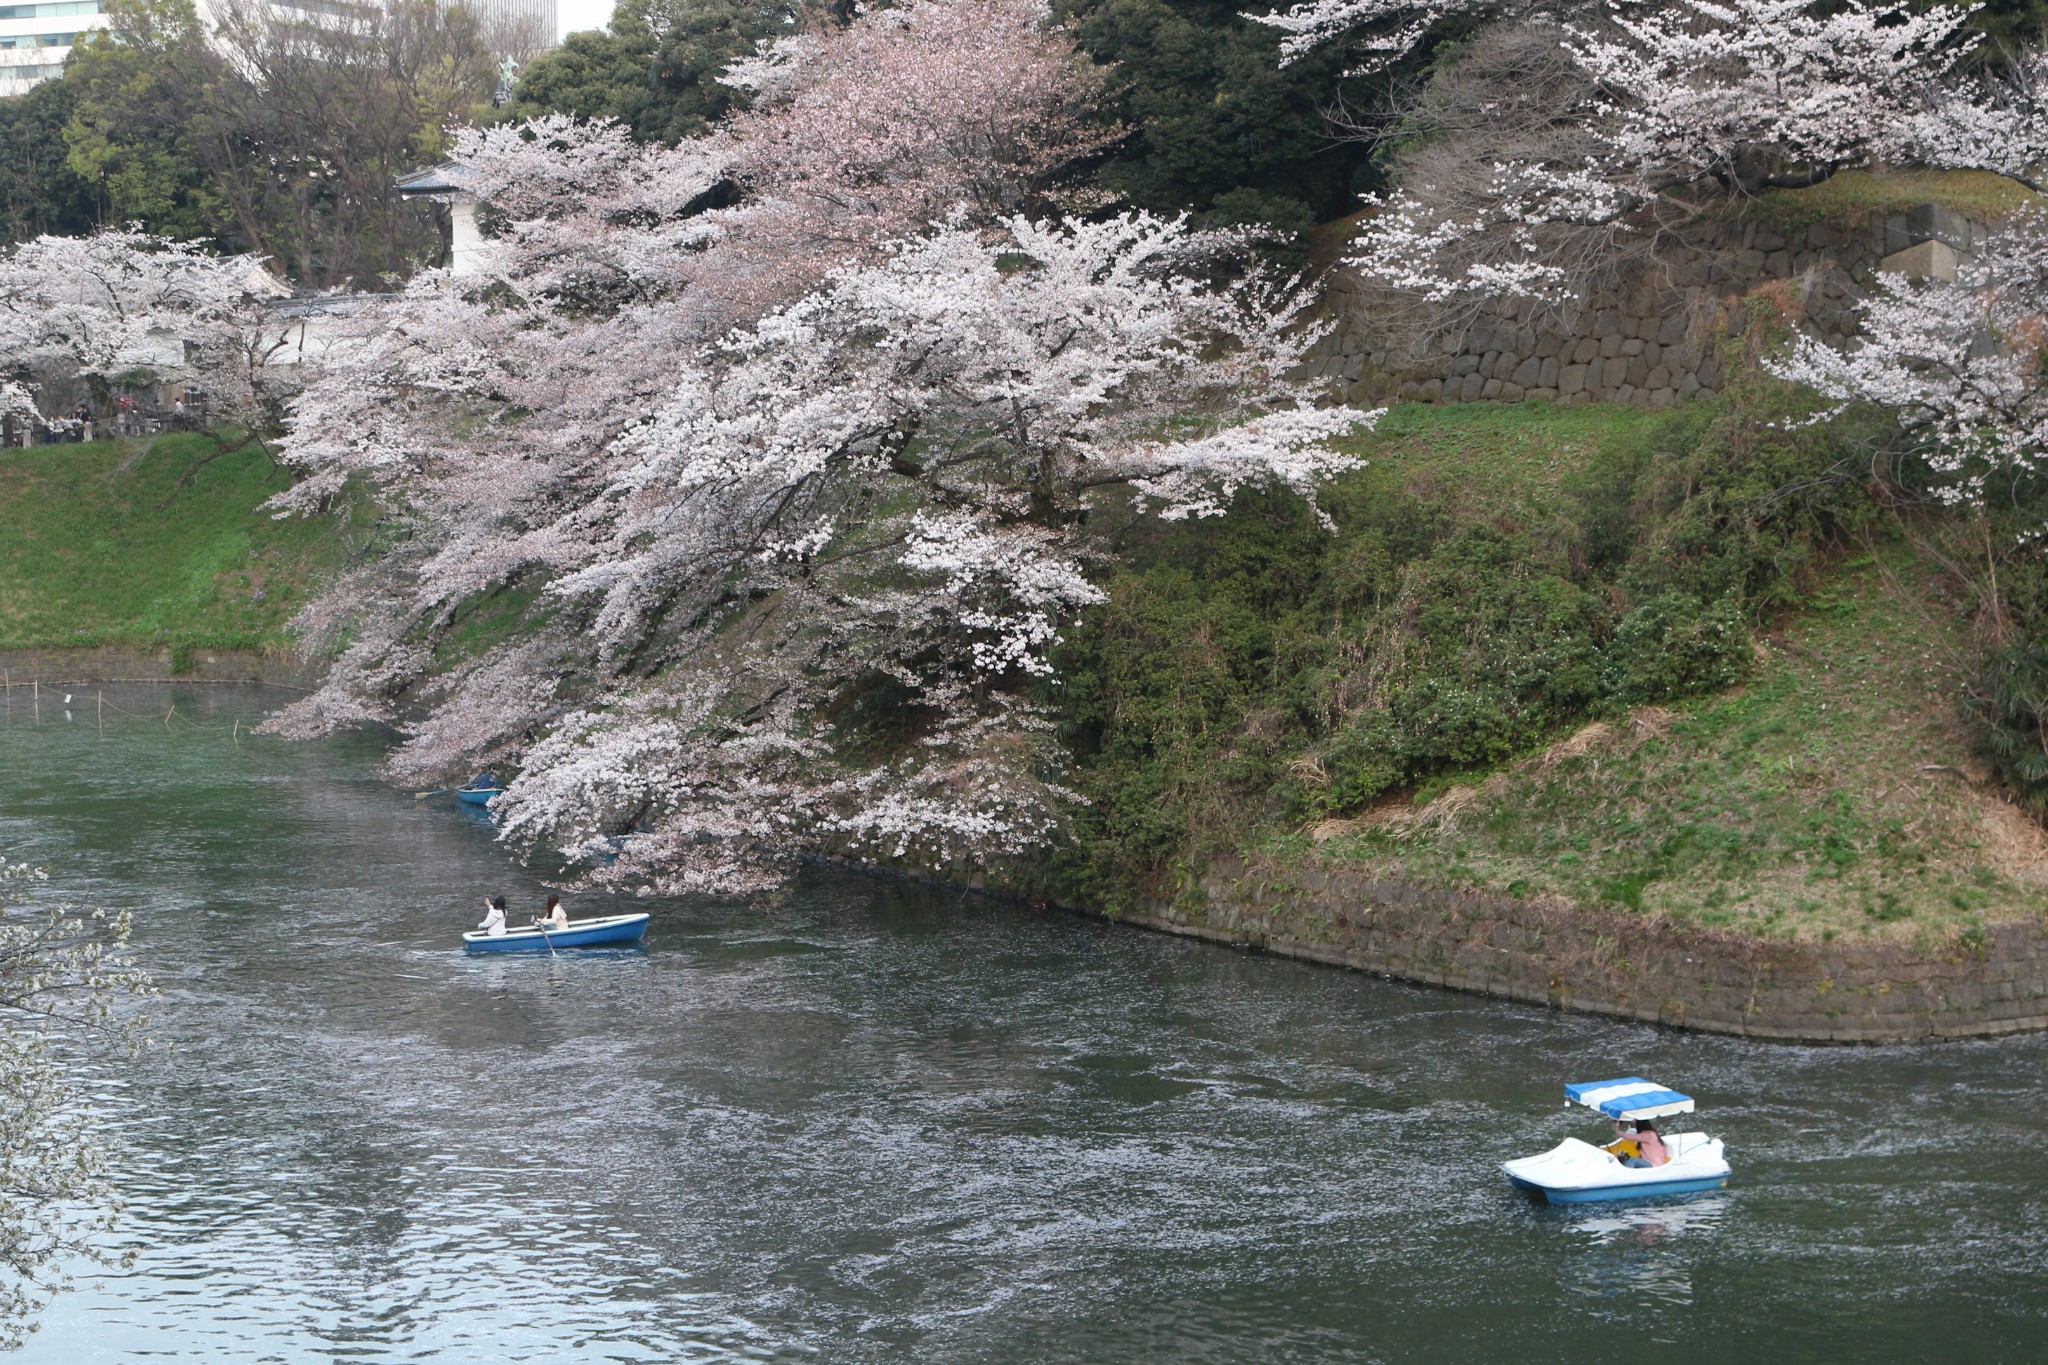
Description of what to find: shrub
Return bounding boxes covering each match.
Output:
[1606,592,1753,703]
[1970,641,2048,815]
[1055,389,1880,902]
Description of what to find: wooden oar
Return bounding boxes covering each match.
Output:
[413,788,452,799]
[536,922,558,958]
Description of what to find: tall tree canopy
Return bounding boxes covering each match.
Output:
[0,77,100,244]
[60,0,497,285]
[1056,0,1378,234]
[499,0,800,143]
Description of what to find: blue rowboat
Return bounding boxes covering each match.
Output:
[463,912,649,952]
[1502,1077,1731,1204]
[455,784,503,806]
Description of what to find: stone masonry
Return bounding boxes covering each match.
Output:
[1307,203,1989,409]
[1115,855,2048,1043]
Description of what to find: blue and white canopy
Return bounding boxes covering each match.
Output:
[1565,1077,1697,1121]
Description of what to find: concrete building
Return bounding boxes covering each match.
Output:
[0,0,556,97]
[0,0,111,97]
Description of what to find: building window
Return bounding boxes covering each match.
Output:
[0,2,103,18]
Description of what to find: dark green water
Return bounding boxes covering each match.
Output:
[0,684,2043,1362]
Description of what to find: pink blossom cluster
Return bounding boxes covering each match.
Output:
[259,1,1381,893]
[1770,211,2048,511]
[0,230,301,432]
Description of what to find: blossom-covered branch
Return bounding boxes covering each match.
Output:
[1249,0,1505,70]
[0,230,304,436]
[264,0,1379,894]
[1770,211,2048,511]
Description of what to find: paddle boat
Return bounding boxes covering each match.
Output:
[1502,1077,1731,1205]
[462,912,650,953]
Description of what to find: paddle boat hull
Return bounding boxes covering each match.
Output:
[455,785,503,807]
[1502,1135,1730,1205]
[463,912,649,952]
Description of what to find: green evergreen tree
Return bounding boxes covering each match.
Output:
[61,0,225,242]
[500,0,791,143]
[1055,0,1375,235]
[0,75,100,242]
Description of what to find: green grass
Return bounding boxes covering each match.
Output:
[1307,555,2043,940]
[1057,388,1877,906]
[1749,169,2041,229]
[1063,387,2048,939]
[0,433,352,652]
[1333,399,1661,512]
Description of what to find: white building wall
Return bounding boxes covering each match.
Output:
[0,0,112,97]
[0,0,558,98]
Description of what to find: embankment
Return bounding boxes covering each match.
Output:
[1109,857,2048,1043]
[0,645,319,689]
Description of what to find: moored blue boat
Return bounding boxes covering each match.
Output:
[463,912,649,952]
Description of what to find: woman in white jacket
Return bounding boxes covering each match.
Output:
[477,896,509,936]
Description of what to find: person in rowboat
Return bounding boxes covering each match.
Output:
[533,896,568,931]
[1622,1119,1670,1168]
[478,896,509,937]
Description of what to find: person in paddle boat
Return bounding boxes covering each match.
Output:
[1603,1120,1642,1162]
[533,895,568,931]
[478,895,509,937]
[1621,1119,1670,1168]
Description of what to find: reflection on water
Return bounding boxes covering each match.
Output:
[1560,1196,1729,1307]
[1,686,2046,1363]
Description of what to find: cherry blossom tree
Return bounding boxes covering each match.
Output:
[0,229,303,437]
[724,0,1116,222]
[269,200,1375,892]
[1340,1,2043,314]
[1770,210,2048,512]
[1565,0,1979,196]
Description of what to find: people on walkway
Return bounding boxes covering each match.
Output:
[478,895,508,937]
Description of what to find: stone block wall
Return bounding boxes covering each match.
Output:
[1308,206,1982,409]
[0,646,321,690]
[1116,856,2048,1042]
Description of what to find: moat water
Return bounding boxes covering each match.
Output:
[1,684,2043,1362]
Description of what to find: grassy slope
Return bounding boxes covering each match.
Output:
[1070,398,2047,940]
[1304,555,2042,943]
[1332,398,1658,519]
[1749,168,2039,229]
[0,433,351,652]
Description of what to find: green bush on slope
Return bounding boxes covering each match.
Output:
[1052,388,1887,910]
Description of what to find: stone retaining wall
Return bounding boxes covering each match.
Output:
[1110,856,2048,1042]
[0,646,321,690]
[1309,204,1987,409]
